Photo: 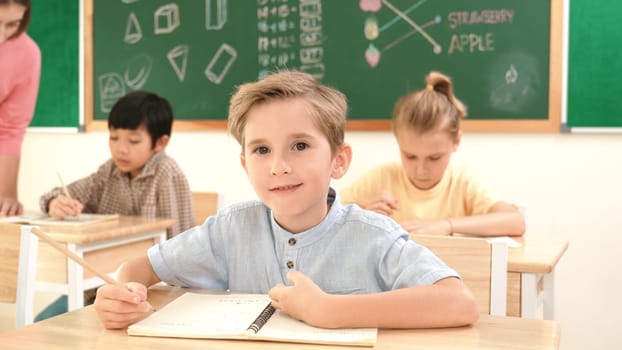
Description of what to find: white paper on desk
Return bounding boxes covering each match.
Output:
[0,215,43,223]
[486,236,521,248]
[0,213,119,226]
[128,292,377,346]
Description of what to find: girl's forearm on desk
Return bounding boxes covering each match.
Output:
[451,210,525,237]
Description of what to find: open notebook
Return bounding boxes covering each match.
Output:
[128,292,377,347]
[0,213,120,227]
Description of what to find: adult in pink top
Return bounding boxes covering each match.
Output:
[0,0,41,216]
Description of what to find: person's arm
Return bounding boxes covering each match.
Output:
[0,36,41,216]
[0,154,22,215]
[47,195,84,219]
[40,161,112,215]
[447,201,525,237]
[340,164,394,207]
[93,255,162,329]
[402,202,525,237]
[269,271,478,329]
[358,191,398,216]
[157,170,195,238]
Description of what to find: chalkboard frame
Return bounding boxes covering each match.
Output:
[84,0,562,132]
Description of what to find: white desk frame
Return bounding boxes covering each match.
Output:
[521,271,555,319]
[34,229,166,310]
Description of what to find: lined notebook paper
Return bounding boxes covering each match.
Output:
[128,292,377,347]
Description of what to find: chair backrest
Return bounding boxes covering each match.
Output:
[192,192,224,225]
[410,234,508,315]
[0,224,39,327]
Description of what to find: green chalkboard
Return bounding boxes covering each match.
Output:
[567,0,622,129]
[28,0,80,128]
[92,0,552,128]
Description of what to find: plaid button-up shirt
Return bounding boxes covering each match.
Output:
[40,151,195,238]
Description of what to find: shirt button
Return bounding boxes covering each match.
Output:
[288,238,296,246]
[286,261,294,269]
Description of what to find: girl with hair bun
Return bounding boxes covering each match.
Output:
[341,71,525,237]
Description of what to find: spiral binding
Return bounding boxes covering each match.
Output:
[247,303,276,334]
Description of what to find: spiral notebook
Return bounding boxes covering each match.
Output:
[128,292,377,347]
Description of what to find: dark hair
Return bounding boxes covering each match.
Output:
[108,91,174,148]
[0,0,31,39]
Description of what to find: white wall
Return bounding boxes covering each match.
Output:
[18,130,622,349]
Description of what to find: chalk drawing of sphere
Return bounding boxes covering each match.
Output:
[124,54,153,90]
[364,17,379,40]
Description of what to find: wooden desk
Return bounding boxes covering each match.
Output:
[506,239,569,319]
[33,216,174,310]
[0,286,561,350]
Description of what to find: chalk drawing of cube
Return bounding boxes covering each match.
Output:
[154,3,180,34]
[205,43,237,84]
[206,0,227,30]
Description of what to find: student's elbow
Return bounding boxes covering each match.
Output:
[463,294,480,325]
[510,212,527,236]
[454,286,480,326]
[439,278,480,326]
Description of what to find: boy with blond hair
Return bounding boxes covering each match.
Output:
[94,71,478,330]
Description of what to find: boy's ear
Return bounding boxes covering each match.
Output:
[331,143,352,180]
[452,130,462,152]
[154,135,170,152]
[240,153,248,173]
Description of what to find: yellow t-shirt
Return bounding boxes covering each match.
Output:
[340,162,499,222]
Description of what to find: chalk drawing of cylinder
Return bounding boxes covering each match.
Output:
[205,43,237,84]
[154,3,180,35]
[206,0,227,30]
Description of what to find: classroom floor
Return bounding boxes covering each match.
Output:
[0,292,59,332]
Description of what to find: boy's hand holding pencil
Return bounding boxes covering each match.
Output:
[94,282,155,328]
[29,227,155,328]
[49,172,83,219]
[48,194,83,219]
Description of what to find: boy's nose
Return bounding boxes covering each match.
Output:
[116,143,130,153]
[271,156,291,175]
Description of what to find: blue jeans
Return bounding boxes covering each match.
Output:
[34,289,97,322]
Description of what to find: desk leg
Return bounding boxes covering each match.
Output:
[520,272,556,320]
[67,243,85,311]
[543,271,555,320]
[520,273,538,319]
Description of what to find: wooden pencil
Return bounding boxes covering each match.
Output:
[30,227,121,286]
[56,172,73,200]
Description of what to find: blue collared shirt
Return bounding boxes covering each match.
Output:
[149,189,458,294]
